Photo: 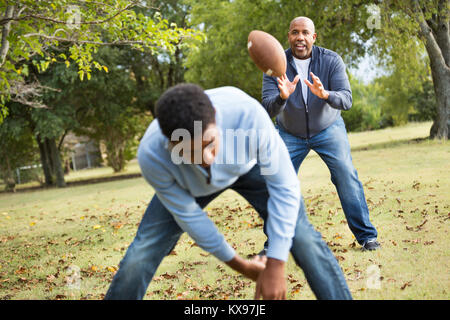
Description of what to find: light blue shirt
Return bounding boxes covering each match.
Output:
[137,86,300,262]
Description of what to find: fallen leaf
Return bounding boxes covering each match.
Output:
[160,272,177,280]
[401,281,412,290]
[106,266,117,273]
[15,266,27,274]
[291,283,303,294]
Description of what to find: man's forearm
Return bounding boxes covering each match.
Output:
[325,90,352,111]
[262,93,286,118]
[262,75,287,118]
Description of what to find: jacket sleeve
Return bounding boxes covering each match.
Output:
[325,55,353,111]
[261,73,287,118]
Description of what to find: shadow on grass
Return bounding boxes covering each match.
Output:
[350,137,430,153]
[0,172,143,194]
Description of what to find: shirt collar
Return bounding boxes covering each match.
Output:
[287,45,316,65]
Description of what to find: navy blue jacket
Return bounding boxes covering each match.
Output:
[262,45,352,138]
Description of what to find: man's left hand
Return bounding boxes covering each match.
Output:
[254,258,287,300]
[304,72,330,100]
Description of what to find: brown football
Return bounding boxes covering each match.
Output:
[247,30,287,78]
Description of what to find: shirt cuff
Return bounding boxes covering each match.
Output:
[275,94,287,106]
[325,91,339,107]
[266,237,293,262]
[213,240,236,262]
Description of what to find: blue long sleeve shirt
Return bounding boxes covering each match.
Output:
[262,46,352,138]
[137,86,300,262]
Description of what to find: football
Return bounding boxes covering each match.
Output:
[247,30,287,78]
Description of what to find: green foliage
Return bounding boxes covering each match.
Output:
[61,46,152,172]
[0,113,40,190]
[0,0,204,122]
[374,49,435,126]
[342,76,384,132]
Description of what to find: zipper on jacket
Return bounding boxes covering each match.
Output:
[206,166,211,185]
[292,68,310,139]
[303,61,312,139]
[305,104,310,139]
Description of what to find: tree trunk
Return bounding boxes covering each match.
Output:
[37,135,54,186]
[105,137,126,173]
[429,66,450,139]
[48,137,66,188]
[413,0,449,139]
[3,153,16,192]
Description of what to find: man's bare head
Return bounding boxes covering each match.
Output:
[289,17,315,33]
[288,16,317,59]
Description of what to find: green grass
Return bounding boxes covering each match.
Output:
[0,121,449,300]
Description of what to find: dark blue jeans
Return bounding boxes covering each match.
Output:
[105,165,352,300]
[277,117,378,244]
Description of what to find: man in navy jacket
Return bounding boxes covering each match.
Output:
[262,16,380,251]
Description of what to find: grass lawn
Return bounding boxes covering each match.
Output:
[0,121,448,300]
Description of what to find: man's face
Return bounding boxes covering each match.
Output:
[171,123,220,168]
[288,18,317,59]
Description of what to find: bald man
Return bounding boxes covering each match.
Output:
[261,17,380,252]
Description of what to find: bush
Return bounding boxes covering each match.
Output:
[342,77,384,132]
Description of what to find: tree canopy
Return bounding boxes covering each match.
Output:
[0,0,204,122]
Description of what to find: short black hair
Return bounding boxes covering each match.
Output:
[155,83,216,138]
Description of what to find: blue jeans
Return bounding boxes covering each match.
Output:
[277,117,378,244]
[105,164,352,300]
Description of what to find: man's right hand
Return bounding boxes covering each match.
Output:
[277,74,300,100]
[225,254,267,282]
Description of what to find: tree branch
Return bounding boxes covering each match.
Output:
[436,0,450,67]
[21,33,160,47]
[58,129,69,151]
[0,1,139,26]
[0,5,14,68]
[7,79,60,109]
[412,0,449,71]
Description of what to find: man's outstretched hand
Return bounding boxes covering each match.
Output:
[304,72,330,100]
[255,258,287,300]
[277,74,300,100]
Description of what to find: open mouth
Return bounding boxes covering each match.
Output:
[296,43,306,51]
